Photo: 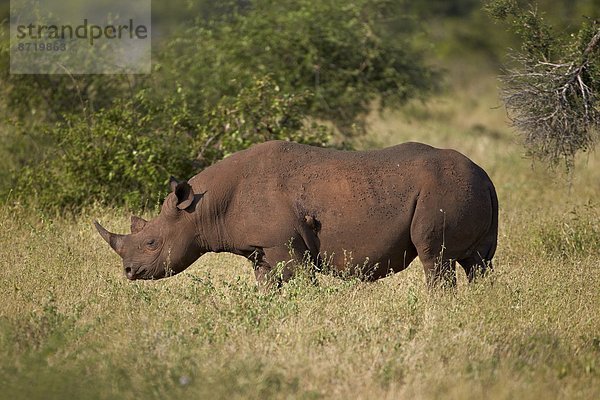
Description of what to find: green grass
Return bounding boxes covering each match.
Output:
[1,71,599,399]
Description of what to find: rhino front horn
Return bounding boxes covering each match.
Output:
[94,220,126,256]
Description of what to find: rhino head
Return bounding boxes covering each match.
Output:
[94,177,203,280]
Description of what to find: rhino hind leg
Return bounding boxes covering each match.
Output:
[458,255,494,282]
[458,221,497,282]
[410,220,459,288]
[419,254,457,289]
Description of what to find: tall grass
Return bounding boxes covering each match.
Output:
[1,70,599,399]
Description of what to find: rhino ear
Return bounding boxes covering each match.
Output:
[130,215,148,234]
[169,176,180,193]
[169,177,195,210]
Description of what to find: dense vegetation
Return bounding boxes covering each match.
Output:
[2,0,599,209]
[1,0,436,210]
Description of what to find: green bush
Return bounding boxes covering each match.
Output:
[14,76,330,211]
[0,31,134,126]
[16,95,196,210]
[156,0,437,135]
[2,0,436,212]
[194,77,331,168]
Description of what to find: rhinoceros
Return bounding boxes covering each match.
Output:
[95,140,498,288]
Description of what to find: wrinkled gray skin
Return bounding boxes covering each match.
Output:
[95,141,498,288]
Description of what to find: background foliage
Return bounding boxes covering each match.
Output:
[1,0,436,211]
[2,0,599,210]
[12,76,330,210]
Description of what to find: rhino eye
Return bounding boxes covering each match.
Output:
[145,239,159,250]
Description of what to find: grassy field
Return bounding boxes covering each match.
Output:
[1,71,599,399]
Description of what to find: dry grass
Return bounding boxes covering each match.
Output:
[1,70,599,399]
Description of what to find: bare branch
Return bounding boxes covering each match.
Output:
[500,29,600,171]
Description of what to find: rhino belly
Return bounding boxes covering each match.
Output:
[313,199,419,280]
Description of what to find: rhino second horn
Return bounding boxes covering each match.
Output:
[130,215,148,234]
[94,220,126,256]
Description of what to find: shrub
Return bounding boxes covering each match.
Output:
[2,0,435,211]
[194,77,331,168]
[156,0,437,135]
[14,76,330,211]
[16,95,196,211]
[486,0,600,172]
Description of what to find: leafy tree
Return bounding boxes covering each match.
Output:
[486,0,600,171]
[411,0,481,17]
[14,76,330,211]
[2,0,436,211]
[157,0,437,135]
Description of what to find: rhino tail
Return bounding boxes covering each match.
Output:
[485,182,499,263]
[474,183,498,275]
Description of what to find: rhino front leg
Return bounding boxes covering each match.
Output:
[250,238,314,291]
[249,246,295,291]
[252,257,281,292]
